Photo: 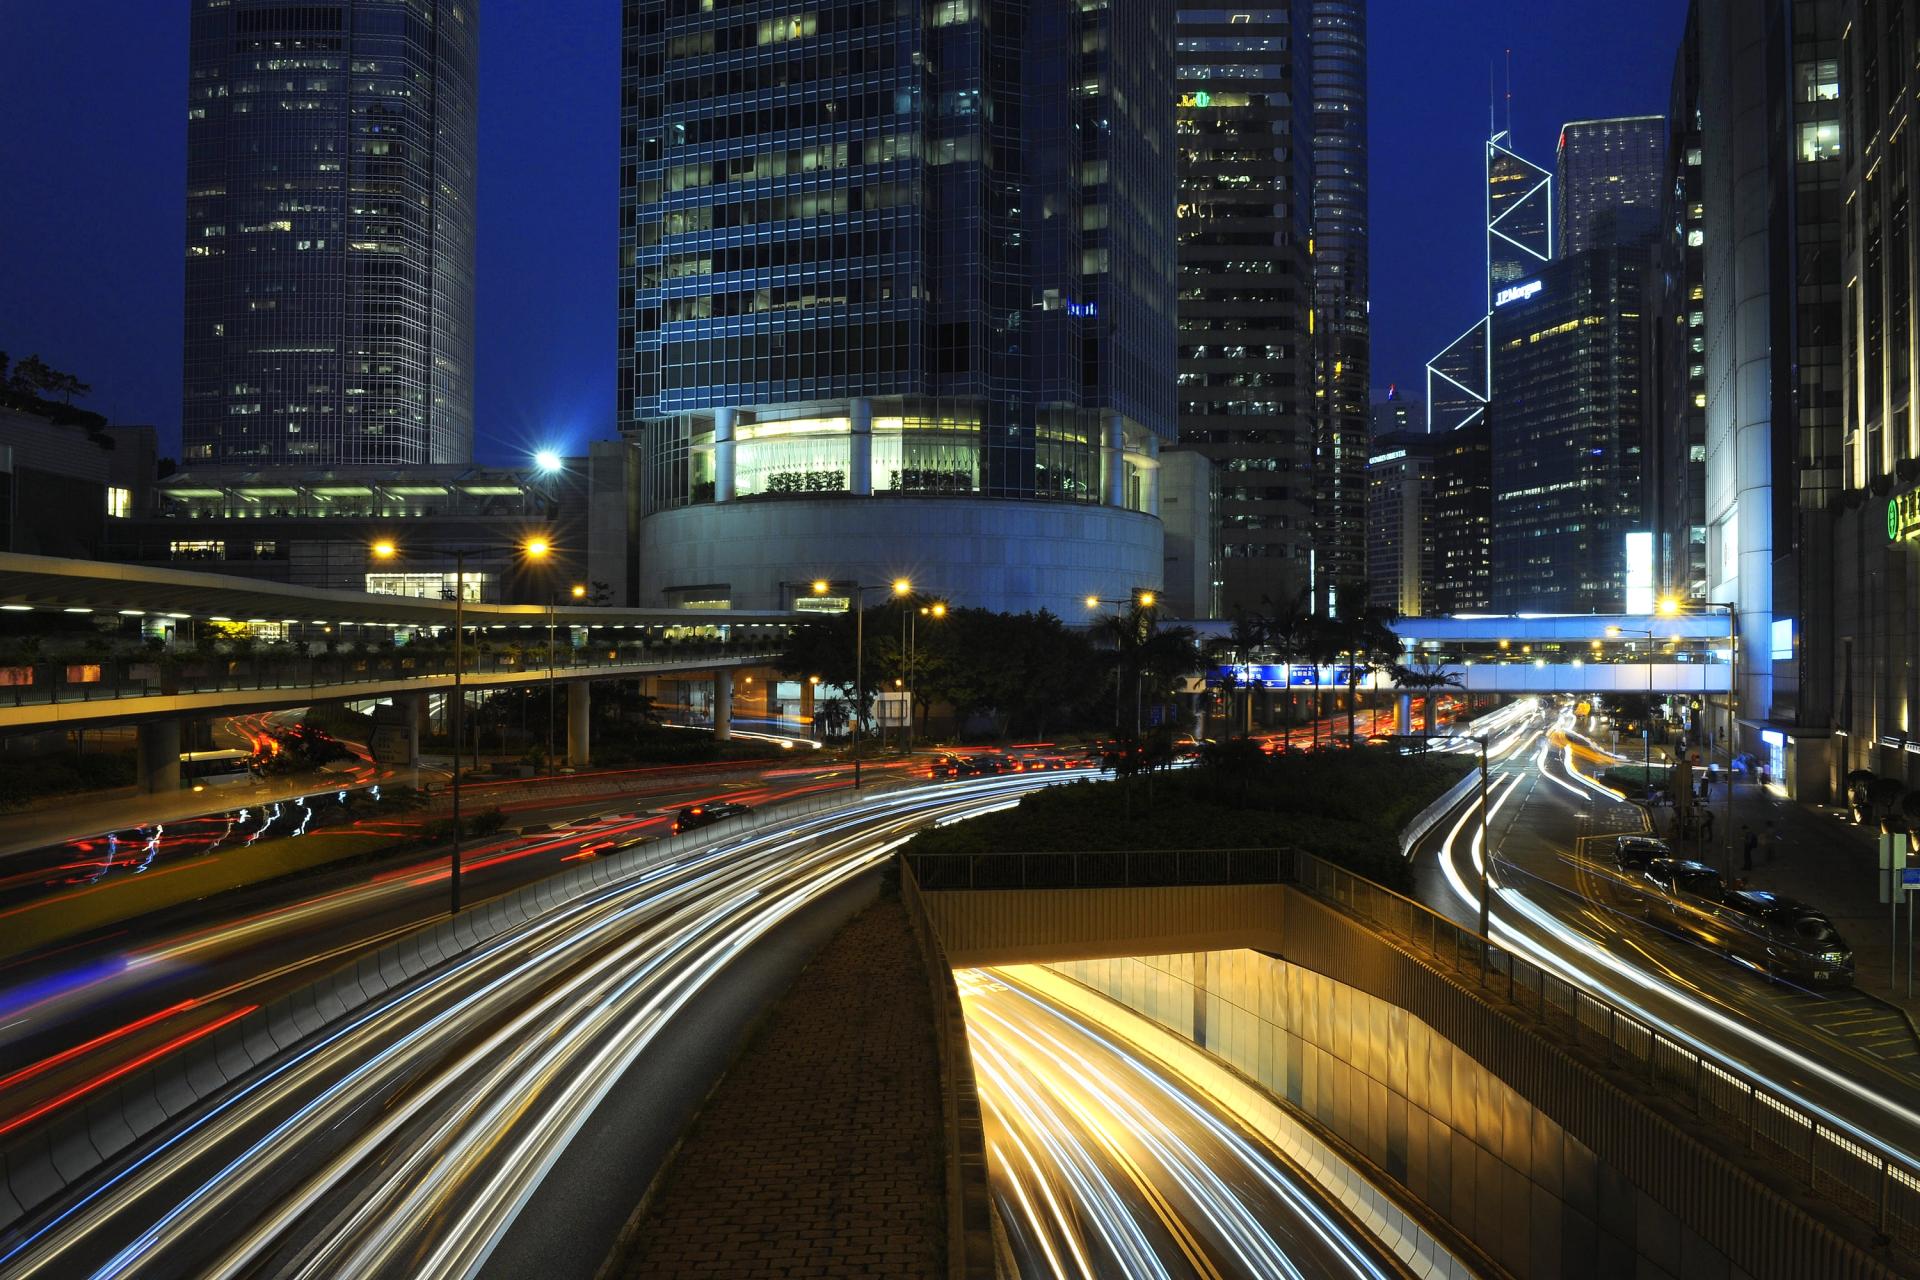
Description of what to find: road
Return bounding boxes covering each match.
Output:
[1410,700,1920,1166]
[962,968,1404,1280]
[0,751,931,1150]
[0,770,1094,1279]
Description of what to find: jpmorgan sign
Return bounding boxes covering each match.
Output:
[1496,279,1543,307]
[1890,487,1920,542]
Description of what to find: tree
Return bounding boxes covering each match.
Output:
[586,580,615,607]
[1202,610,1268,739]
[1330,599,1398,744]
[8,353,55,397]
[1261,589,1312,747]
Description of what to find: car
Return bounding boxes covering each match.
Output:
[1593,834,1673,908]
[958,755,1012,777]
[672,802,750,835]
[1716,890,1855,985]
[927,755,963,779]
[1612,834,1673,873]
[1640,857,1727,939]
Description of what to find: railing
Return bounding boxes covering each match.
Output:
[0,640,782,709]
[1290,847,1920,1255]
[906,846,1290,892]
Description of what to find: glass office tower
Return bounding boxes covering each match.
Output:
[1171,3,1316,616]
[1310,0,1371,616]
[183,0,478,467]
[1557,116,1667,257]
[622,2,1176,615]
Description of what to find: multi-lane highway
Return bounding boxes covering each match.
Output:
[962,967,1404,1280]
[1412,700,1920,1167]
[0,752,921,1159]
[0,770,1096,1279]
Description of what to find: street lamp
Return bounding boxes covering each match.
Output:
[1656,595,1738,877]
[533,449,563,474]
[372,535,551,914]
[1605,624,1658,807]
[1086,588,1161,736]
[545,584,587,778]
[905,600,946,752]
[810,576,911,787]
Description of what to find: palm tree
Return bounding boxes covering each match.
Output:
[1262,589,1312,748]
[1094,606,1202,739]
[1201,609,1268,739]
[1391,655,1464,737]
[1335,602,1399,744]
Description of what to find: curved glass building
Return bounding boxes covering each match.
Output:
[184,0,478,467]
[620,1,1176,615]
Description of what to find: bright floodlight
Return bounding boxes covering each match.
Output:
[371,540,397,559]
[892,578,911,596]
[524,537,551,559]
[534,449,563,473]
[1656,595,1682,616]
[1085,595,1100,609]
[571,583,587,598]
[812,579,831,595]
[1137,590,1156,608]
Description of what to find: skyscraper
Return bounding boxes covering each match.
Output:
[621,2,1176,615]
[1489,225,1651,613]
[1172,3,1316,616]
[1557,115,1667,256]
[1310,0,1370,616]
[1426,130,1553,434]
[183,0,478,467]
[1653,9,1707,606]
[1693,0,1842,790]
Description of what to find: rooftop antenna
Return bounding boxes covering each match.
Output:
[1505,48,1513,139]
[1489,61,1498,141]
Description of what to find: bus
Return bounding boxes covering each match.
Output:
[180,748,255,787]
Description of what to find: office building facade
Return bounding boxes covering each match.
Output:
[1171,3,1316,616]
[1489,234,1651,613]
[1654,8,1709,606]
[622,1,1175,616]
[1557,115,1667,256]
[1309,0,1370,616]
[1693,0,1843,794]
[1833,0,1920,790]
[1365,422,1490,618]
[1365,435,1432,617]
[183,0,478,467]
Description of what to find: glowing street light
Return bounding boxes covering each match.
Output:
[808,576,912,787]
[533,449,563,474]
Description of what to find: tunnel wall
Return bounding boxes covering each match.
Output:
[923,884,1902,1280]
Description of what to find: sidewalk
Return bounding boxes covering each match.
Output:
[1697,779,1920,1019]
[605,894,946,1279]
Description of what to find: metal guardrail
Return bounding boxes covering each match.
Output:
[906,846,1290,892]
[0,642,779,708]
[1290,847,1920,1256]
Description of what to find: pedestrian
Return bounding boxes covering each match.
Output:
[1701,807,1716,843]
[1742,825,1757,871]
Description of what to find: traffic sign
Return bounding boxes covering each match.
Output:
[1903,868,1920,889]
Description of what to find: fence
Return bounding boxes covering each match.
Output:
[1290,847,1920,1257]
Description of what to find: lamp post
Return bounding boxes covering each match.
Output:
[811,577,911,788]
[1085,590,1158,737]
[909,601,945,751]
[372,536,551,914]
[1473,734,1491,950]
[1605,624,1658,807]
[1658,596,1738,877]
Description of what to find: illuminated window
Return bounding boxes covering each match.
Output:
[106,487,132,519]
[1798,121,1841,163]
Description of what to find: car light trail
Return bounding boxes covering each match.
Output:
[0,771,1103,1280]
[963,969,1401,1280]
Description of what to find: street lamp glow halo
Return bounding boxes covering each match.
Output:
[533,449,563,473]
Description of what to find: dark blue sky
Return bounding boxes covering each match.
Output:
[0,2,1683,462]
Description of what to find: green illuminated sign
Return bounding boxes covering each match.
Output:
[1194,90,1212,107]
[1893,489,1920,542]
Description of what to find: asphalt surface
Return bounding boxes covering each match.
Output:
[0,754,914,1153]
[962,967,1403,1280]
[1407,701,1920,1166]
[0,771,1093,1279]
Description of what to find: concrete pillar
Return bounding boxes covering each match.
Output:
[567,679,591,767]
[714,407,737,503]
[714,669,733,741]
[404,692,425,766]
[137,719,181,794]
[849,397,873,496]
[1102,414,1127,507]
[1397,692,1412,736]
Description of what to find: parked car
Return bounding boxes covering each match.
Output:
[1716,890,1855,985]
[672,802,750,835]
[1596,834,1673,908]
[928,755,963,779]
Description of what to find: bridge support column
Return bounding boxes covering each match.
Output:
[714,669,733,741]
[402,693,426,767]
[1397,693,1412,736]
[567,680,591,767]
[137,719,181,794]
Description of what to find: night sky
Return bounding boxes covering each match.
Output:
[0,2,1684,463]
